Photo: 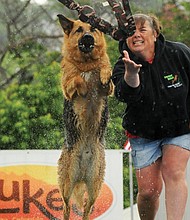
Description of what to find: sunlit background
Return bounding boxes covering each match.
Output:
[33,0,47,4]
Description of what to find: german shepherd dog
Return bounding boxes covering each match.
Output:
[57,14,113,220]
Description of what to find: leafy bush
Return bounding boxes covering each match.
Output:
[0,52,64,149]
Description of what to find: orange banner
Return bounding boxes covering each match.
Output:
[0,165,113,220]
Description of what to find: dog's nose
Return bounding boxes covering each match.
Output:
[78,33,95,53]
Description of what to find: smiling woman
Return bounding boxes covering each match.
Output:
[112,12,190,220]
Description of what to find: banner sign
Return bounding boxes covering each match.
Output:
[0,150,123,220]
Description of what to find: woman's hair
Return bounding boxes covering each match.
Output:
[133,13,162,36]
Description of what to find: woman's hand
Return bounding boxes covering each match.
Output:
[122,50,142,88]
[123,50,142,75]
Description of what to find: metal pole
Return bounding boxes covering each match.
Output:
[129,152,134,220]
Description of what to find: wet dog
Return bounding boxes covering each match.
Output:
[57,14,113,220]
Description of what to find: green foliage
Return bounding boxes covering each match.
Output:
[105,38,127,149]
[0,52,64,149]
[106,97,126,149]
[1,2,189,151]
[106,36,120,67]
[159,4,190,46]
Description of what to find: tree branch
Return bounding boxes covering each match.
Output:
[10,0,31,24]
[0,63,32,89]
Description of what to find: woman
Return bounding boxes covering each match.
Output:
[112,14,190,220]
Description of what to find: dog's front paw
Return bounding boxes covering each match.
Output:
[101,80,114,96]
[76,79,88,97]
[100,69,112,85]
[64,76,88,100]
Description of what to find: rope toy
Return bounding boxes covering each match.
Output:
[57,0,136,40]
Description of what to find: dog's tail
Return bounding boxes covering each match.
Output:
[72,182,87,209]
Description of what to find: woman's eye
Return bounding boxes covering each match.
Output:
[140,29,146,32]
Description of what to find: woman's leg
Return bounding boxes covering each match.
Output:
[136,158,163,220]
[162,145,190,220]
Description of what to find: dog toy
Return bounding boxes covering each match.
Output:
[57,0,136,40]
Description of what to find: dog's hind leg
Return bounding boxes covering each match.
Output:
[82,196,95,220]
[82,181,102,220]
[59,176,74,220]
[60,180,76,220]
[82,145,105,220]
[63,198,70,220]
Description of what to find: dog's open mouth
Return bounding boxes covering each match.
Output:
[78,33,95,53]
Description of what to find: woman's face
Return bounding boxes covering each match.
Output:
[126,20,157,58]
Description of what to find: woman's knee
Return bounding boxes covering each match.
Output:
[137,177,163,201]
[138,184,162,202]
[136,160,163,201]
[162,145,189,183]
[162,164,185,183]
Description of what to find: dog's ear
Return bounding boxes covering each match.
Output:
[57,14,74,35]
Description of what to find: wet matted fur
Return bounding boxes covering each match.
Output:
[57,14,113,220]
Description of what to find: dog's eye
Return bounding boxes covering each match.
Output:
[90,26,97,32]
[76,26,83,33]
